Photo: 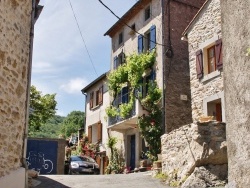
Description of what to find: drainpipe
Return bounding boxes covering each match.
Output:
[22,0,36,187]
[161,0,166,134]
[82,92,87,134]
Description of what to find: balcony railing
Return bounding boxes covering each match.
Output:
[108,102,136,126]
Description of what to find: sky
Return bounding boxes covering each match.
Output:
[32,0,137,116]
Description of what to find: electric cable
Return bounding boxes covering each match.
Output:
[98,0,167,47]
[68,0,98,76]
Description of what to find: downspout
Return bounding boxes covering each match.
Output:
[22,0,36,187]
[82,92,87,133]
[161,0,166,134]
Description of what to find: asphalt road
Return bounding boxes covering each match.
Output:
[32,172,171,188]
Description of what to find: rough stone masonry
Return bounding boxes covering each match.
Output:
[0,0,32,178]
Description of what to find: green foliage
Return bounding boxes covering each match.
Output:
[246,47,250,56]
[106,50,162,160]
[30,115,65,138]
[155,173,168,182]
[107,136,117,150]
[105,106,119,117]
[60,111,85,138]
[106,136,125,174]
[105,148,125,174]
[28,85,57,136]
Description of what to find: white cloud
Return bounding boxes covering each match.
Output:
[60,78,88,94]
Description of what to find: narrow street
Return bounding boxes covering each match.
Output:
[32,172,170,188]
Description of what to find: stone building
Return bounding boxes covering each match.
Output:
[0,0,42,187]
[161,0,228,186]
[221,0,250,187]
[162,0,206,133]
[182,0,224,123]
[100,0,206,170]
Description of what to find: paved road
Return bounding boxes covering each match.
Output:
[32,172,171,188]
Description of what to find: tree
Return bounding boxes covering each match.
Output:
[28,85,57,135]
[31,115,65,138]
[60,111,85,138]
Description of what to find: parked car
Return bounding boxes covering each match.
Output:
[68,155,99,175]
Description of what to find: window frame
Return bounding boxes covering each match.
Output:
[196,37,223,81]
[144,6,151,21]
[207,45,217,74]
[118,31,123,45]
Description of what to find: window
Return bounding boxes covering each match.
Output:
[207,99,222,122]
[118,32,123,45]
[96,90,99,107]
[113,52,125,69]
[203,91,225,122]
[144,6,150,21]
[137,69,156,98]
[89,86,103,109]
[196,38,223,79]
[207,46,216,74]
[129,24,136,35]
[90,92,94,109]
[138,25,156,53]
[113,86,129,107]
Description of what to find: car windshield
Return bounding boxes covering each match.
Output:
[71,156,95,163]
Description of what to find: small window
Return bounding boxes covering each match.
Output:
[90,92,94,109]
[195,38,223,78]
[129,24,136,35]
[145,6,150,21]
[207,46,216,74]
[113,52,125,69]
[118,32,123,44]
[96,90,99,106]
[138,25,156,53]
[145,32,151,51]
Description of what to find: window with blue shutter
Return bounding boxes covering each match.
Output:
[138,34,144,54]
[150,25,156,51]
[113,56,118,70]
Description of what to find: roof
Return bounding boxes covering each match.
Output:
[104,0,151,37]
[182,0,210,36]
[81,72,108,93]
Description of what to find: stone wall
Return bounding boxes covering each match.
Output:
[221,0,250,187]
[0,0,32,178]
[162,0,206,133]
[186,0,223,122]
[161,121,227,185]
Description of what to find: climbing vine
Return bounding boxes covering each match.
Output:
[106,50,162,160]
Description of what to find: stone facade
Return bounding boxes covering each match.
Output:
[161,121,227,186]
[0,0,41,187]
[162,0,206,133]
[221,0,250,187]
[0,0,32,178]
[184,0,224,123]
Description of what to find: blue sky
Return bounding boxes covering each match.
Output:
[32,0,137,116]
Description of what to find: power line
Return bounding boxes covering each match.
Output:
[68,0,98,76]
[98,0,166,47]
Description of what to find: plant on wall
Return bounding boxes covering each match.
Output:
[106,136,125,174]
[105,50,162,160]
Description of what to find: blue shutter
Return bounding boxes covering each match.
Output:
[151,69,156,80]
[113,56,118,69]
[150,25,156,51]
[138,34,143,54]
